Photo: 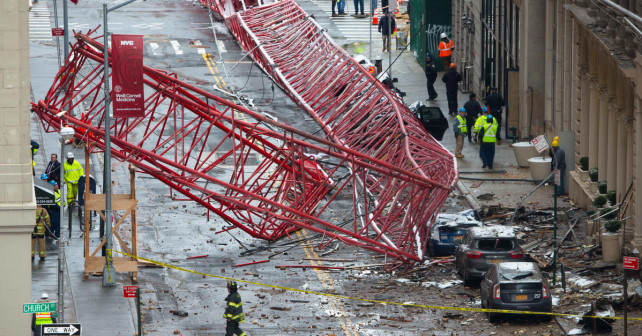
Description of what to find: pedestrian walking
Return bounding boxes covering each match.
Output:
[378,12,396,52]
[332,0,338,16]
[425,53,438,101]
[463,93,482,142]
[31,293,56,336]
[64,152,84,206]
[32,205,50,260]
[474,114,498,169]
[224,280,246,336]
[43,153,61,185]
[441,63,462,115]
[337,0,346,15]
[453,108,467,158]
[550,137,567,194]
[485,87,505,144]
[352,0,365,16]
[437,33,455,70]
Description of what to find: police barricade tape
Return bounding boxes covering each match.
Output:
[110,250,641,321]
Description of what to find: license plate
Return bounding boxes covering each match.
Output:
[515,294,528,301]
[454,235,463,241]
[491,259,502,263]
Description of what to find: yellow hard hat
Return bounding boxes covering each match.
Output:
[553,136,559,142]
[551,140,559,147]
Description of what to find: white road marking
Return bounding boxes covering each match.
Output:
[149,43,161,56]
[170,40,184,55]
[216,40,227,54]
[194,40,206,54]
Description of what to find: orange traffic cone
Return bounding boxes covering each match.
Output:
[372,13,378,25]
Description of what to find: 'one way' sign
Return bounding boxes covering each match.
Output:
[41,323,81,336]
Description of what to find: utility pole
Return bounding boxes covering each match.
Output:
[63,0,69,58]
[58,124,75,322]
[102,0,139,288]
[53,0,62,68]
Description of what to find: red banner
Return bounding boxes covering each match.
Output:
[111,34,144,118]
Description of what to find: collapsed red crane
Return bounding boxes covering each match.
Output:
[32,28,455,269]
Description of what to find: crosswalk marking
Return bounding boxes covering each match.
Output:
[170,40,184,55]
[29,0,52,41]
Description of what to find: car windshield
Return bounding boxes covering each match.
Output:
[476,238,514,251]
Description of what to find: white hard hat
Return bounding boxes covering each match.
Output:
[41,293,49,300]
[440,33,447,39]
[67,152,74,159]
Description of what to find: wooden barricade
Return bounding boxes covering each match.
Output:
[83,151,139,281]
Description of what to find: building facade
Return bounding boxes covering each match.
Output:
[451,0,642,250]
[0,0,36,334]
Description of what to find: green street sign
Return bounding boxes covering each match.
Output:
[23,302,57,314]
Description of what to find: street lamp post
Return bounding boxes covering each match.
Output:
[58,124,75,322]
[102,0,138,288]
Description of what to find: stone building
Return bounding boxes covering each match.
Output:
[0,0,36,334]
[451,0,642,250]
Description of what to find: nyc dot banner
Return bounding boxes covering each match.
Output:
[111,34,144,118]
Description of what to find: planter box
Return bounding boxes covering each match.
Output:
[512,142,539,168]
[578,169,589,182]
[589,181,598,194]
[601,232,621,262]
[528,157,552,181]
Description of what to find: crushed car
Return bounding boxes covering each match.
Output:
[480,262,552,322]
[428,210,483,256]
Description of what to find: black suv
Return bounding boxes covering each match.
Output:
[454,226,525,285]
[480,262,552,322]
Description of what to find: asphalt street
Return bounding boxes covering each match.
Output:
[28,1,574,335]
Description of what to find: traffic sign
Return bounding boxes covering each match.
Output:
[530,135,549,153]
[51,28,64,37]
[23,302,56,314]
[554,169,560,186]
[41,323,81,336]
[624,256,639,270]
[123,285,139,298]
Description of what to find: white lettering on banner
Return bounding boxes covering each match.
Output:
[120,40,134,46]
[115,93,143,103]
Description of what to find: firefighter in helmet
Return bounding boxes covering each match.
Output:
[223,280,245,336]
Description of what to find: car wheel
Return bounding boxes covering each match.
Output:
[463,269,472,287]
[487,301,498,323]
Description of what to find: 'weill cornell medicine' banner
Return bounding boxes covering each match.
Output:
[111,34,144,118]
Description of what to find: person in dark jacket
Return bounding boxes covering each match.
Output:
[463,93,482,142]
[441,63,462,115]
[224,280,246,336]
[378,12,396,52]
[43,153,61,185]
[425,53,438,101]
[485,87,505,143]
[550,137,567,194]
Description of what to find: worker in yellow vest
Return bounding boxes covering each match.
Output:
[31,140,40,176]
[474,114,498,169]
[473,106,489,142]
[31,293,57,336]
[64,152,84,205]
[453,108,467,158]
[32,205,50,260]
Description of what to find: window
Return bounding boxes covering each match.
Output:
[476,238,514,251]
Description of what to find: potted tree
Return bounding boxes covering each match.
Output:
[578,157,589,182]
[601,220,621,262]
[597,181,607,194]
[593,195,607,208]
[606,190,616,206]
[588,168,599,194]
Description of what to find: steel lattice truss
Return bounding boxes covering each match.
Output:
[32,30,455,269]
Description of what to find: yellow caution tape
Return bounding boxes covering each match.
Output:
[109,250,641,321]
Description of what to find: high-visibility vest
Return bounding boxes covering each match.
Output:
[223,292,245,323]
[474,115,486,134]
[34,312,53,325]
[482,119,498,143]
[455,115,467,134]
[438,40,454,58]
[64,160,84,184]
[54,190,61,207]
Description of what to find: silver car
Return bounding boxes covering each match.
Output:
[454,226,525,286]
